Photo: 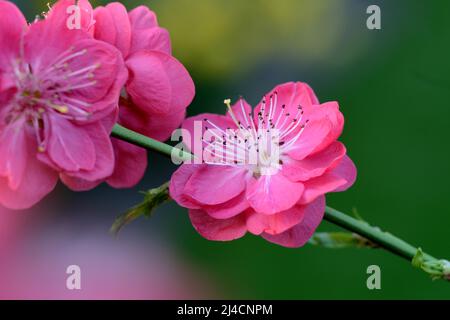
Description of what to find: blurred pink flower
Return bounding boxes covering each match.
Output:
[92,3,195,188]
[0,0,127,209]
[0,223,213,299]
[170,82,356,247]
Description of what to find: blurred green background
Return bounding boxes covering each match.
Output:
[10,0,450,299]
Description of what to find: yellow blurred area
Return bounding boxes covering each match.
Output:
[22,0,367,79]
[145,0,349,78]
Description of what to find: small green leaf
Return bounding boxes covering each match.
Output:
[110,182,170,236]
[309,232,378,249]
[412,247,425,268]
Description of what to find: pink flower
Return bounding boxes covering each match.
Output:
[0,0,127,209]
[91,2,195,188]
[170,82,356,247]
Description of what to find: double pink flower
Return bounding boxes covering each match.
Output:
[91,2,195,189]
[0,0,126,209]
[0,0,195,208]
[170,82,356,247]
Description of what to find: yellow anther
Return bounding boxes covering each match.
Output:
[57,106,69,113]
[224,98,241,128]
[224,99,232,109]
[38,146,45,152]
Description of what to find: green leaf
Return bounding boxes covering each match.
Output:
[412,247,425,268]
[110,182,170,236]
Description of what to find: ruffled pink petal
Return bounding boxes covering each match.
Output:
[128,4,170,54]
[130,27,171,55]
[47,115,96,172]
[282,141,346,181]
[0,134,58,210]
[93,3,131,57]
[119,100,186,142]
[204,191,250,219]
[246,173,304,215]
[0,0,27,71]
[184,165,248,205]
[331,155,357,192]
[106,138,148,189]
[0,122,27,190]
[77,0,96,35]
[99,105,119,134]
[125,50,195,114]
[128,6,158,29]
[93,7,117,51]
[285,117,332,160]
[262,196,325,248]
[189,209,248,241]
[59,175,101,192]
[298,155,356,205]
[46,0,94,34]
[307,101,344,154]
[246,204,307,236]
[253,82,320,126]
[169,164,202,209]
[0,74,17,106]
[61,123,115,184]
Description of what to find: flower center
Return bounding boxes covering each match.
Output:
[2,47,100,151]
[201,93,309,177]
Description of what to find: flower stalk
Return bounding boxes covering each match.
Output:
[111,124,449,282]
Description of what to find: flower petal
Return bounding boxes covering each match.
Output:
[0,135,58,210]
[61,122,115,183]
[204,191,250,219]
[246,173,304,215]
[119,99,186,142]
[0,0,27,70]
[331,155,357,192]
[189,209,247,241]
[125,50,195,114]
[284,117,332,160]
[47,116,96,172]
[262,196,325,248]
[128,6,158,30]
[184,165,248,205]
[308,101,344,154]
[0,122,28,190]
[298,155,356,205]
[246,204,307,236]
[106,138,147,189]
[94,2,131,57]
[169,164,202,209]
[282,141,346,181]
[128,6,169,53]
[253,82,319,127]
[45,0,94,34]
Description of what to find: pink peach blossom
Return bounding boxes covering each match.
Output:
[0,0,127,209]
[92,3,195,188]
[170,82,356,247]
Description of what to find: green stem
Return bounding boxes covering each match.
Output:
[111,123,448,280]
[111,124,193,162]
[324,206,435,262]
